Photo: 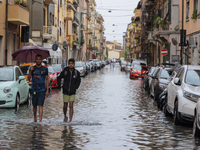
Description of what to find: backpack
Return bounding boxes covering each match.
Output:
[64,69,78,78]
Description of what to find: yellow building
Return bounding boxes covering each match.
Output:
[108,50,120,60]
[0,0,29,66]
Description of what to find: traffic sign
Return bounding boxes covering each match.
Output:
[161,49,168,56]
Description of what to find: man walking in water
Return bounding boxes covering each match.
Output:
[57,58,81,123]
[28,54,49,122]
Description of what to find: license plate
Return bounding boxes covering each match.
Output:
[138,77,142,80]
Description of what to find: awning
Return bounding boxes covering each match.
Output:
[43,43,62,58]
[25,39,37,46]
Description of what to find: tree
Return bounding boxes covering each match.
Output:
[123,48,129,59]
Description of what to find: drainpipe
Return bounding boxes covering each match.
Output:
[5,0,8,66]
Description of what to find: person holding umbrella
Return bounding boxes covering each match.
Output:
[28,54,49,122]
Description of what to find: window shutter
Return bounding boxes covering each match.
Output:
[151,15,155,31]
[168,0,171,21]
[158,9,162,17]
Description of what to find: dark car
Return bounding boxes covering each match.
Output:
[143,67,156,90]
[85,62,91,74]
[150,67,174,101]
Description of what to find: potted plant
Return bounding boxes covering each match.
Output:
[99,29,103,33]
[154,17,161,29]
[160,19,166,29]
[15,0,21,4]
[191,10,197,20]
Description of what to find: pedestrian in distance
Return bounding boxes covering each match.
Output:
[57,58,81,123]
[61,60,65,70]
[28,54,49,123]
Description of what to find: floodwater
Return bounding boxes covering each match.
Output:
[1,63,200,150]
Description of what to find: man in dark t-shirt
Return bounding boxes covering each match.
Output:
[28,54,49,122]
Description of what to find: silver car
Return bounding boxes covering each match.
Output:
[75,61,86,77]
[125,62,132,73]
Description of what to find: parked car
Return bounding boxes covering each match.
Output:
[0,66,30,109]
[193,100,200,137]
[52,64,62,75]
[75,61,86,77]
[88,61,95,72]
[85,62,91,74]
[131,60,147,68]
[165,65,200,125]
[19,63,35,87]
[125,62,132,73]
[143,67,156,90]
[150,67,174,101]
[121,61,127,71]
[130,65,148,79]
[96,62,101,69]
[46,65,59,88]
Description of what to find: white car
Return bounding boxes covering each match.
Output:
[193,99,200,137]
[125,62,132,73]
[164,65,200,125]
[0,66,30,110]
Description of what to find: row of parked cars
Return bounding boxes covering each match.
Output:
[0,59,107,109]
[75,59,106,77]
[143,64,200,137]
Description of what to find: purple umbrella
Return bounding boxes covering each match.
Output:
[12,46,50,63]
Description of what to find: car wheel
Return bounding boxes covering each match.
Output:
[154,88,158,101]
[15,94,20,113]
[173,100,181,125]
[164,95,170,117]
[193,113,200,137]
[27,91,31,107]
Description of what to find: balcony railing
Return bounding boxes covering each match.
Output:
[43,26,57,41]
[44,0,57,4]
[93,36,97,41]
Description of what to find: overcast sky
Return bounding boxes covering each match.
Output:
[95,0,140,44]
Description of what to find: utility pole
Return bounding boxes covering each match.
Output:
[5,0,8,66]
[181,0,184,65]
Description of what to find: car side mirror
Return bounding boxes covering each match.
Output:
[19,76,25,84]
[146,72,148,74]
[174,77,181,85]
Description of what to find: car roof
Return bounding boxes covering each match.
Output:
[186,65,200,69]
[0,66,15,69]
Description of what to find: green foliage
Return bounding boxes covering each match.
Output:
[154,17,160,29]
[160,19,166,29]
[123,48,129,59]
[191,10,197,20]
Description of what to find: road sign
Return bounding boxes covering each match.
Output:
[161,49,168,56]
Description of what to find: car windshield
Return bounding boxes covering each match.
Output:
[185,69,200,86]
[122,62,127,65]
[133,65,147,71]
[48,66,55,73]
[150,67,155,74]
[127,63,131,66]
[20,66,30,75]
[0,68,14,81]
[92,59,98,62]
[52,65,62,72]
[75,62,83,67]
[160,69,173,79]
[132,61,146,66]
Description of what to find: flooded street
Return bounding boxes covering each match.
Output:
[1,63,200,150]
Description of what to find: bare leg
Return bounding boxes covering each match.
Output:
[33,106,37,122]
[38,105,43,122]
[69,101,74,123]
[63,102,68,120]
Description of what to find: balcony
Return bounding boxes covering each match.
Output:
[67,1,76,12]
[133,32,140,39]
[153,24,170,42]
[73,16,79,26]
[92,46,98,50]
[43,26,57,41]
[92,24,98,30]
[86,12,91,20]
[73,0,79,5]
[65,11,73,20]
[44,0,57,4]
[8,5,29,25]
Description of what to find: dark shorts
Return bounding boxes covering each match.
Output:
[32,91,45,107]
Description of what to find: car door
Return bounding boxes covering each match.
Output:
[15,68,25,102]
[169,68,184,108]
[152,69,160,96]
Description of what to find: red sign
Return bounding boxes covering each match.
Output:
[161,49,168,56]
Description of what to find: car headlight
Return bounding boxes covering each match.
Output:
[3,87,11,93]
[52,76,57,80]
[159,84,167,90]
[7,94,13,98]
[183,90,200,103]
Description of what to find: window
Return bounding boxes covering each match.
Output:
[198,0,200,13]
[194,0,198,11]
[15,68,22,81]
[43,9,46,26]
[186,1,190,20]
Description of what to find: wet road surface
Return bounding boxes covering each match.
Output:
[1,63,200,150]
